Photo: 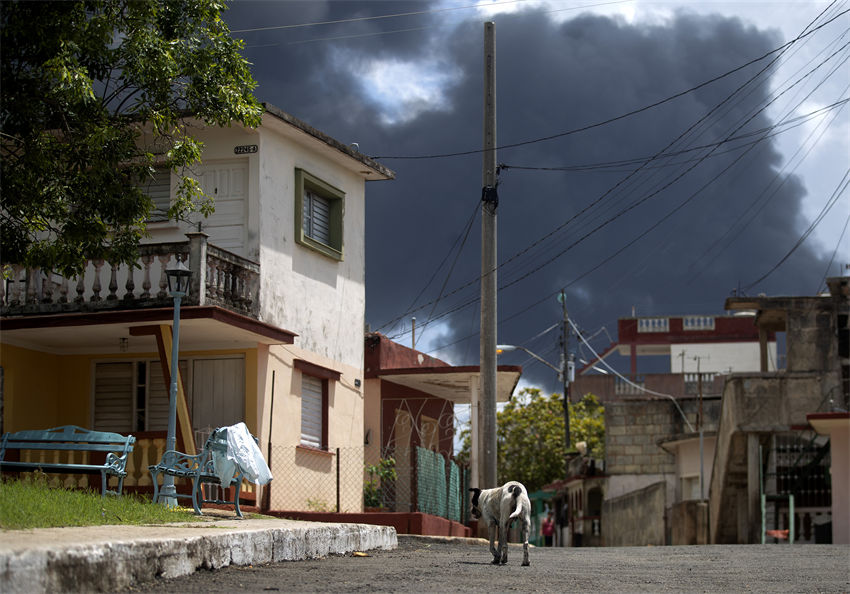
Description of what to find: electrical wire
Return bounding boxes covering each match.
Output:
[744,167,850,291]
[377,2,847,345]
[369,8,849,161]
[401,196,479,334]
[414,199,480,348]
[568,317,695,432]
[417,38,850,351]
[230,1,526,33]
[687,86,850,284]
[498,99,849,174]
[819,209,850,291]
[232,0,635,46]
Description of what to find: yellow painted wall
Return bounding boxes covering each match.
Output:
[0,343,258,434]
[263,344,365,512]
[1,344,63,431]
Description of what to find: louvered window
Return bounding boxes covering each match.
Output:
[94,363,134,433]
[295,168,344,261]
[141,167,172,221]
[303,189,332,245]
[93,359,187,433]
[300,374,324,449]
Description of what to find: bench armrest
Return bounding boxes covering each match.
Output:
[104,452,130,474]
[153,449,205,474]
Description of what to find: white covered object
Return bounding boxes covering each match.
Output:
[223,422,273,485]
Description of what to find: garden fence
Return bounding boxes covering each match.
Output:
[265,444,469,523]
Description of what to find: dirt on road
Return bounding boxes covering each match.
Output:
[128,536,850,593]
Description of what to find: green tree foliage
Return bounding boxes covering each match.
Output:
[457,388,605,492]
[1,0,262,276]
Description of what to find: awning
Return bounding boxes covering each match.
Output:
[377,365,522,403]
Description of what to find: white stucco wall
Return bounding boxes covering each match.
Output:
[674,436,716,500]
[143,125,261,258]
[255,125,367,370]
[669,341,777,374]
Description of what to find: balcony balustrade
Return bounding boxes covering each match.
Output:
[1,233,259,319]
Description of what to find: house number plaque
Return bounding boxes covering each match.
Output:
[234,145,258,154]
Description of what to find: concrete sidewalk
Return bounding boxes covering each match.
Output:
[0,513,397,593]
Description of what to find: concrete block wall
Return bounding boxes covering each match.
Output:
[605,400,678,475]
[605,397,722,476]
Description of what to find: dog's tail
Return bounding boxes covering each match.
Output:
[508,484,524,520]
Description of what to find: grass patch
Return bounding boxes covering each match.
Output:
[0,474,200,530]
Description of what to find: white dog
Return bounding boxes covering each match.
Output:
[469,481,531,566]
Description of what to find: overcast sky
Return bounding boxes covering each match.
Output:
[224,0,849,393]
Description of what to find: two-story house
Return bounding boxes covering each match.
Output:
[0,103,394,513]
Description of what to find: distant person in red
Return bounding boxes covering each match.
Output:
[541,511,555,546]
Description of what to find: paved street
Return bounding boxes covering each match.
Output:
[128,536,850,593]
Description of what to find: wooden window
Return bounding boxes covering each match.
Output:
[295,168,344,261]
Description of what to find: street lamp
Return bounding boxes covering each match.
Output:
[160,258,192,506]
[496,344,574,455]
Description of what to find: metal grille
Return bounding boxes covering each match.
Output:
[763,432,832,543]
[770,433,831,508]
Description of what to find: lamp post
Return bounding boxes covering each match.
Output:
[496,344,574,459]
[160,258,192,506]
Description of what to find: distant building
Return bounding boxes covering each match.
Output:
[711,276,848,544]
[569,314,775,546]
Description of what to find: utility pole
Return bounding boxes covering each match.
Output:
[559,290,571,477]
[480,21,498,489]
[691,354,709,500]
[696,356,705,500]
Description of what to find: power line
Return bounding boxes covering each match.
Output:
[744,167,850,291]
[413,36,850,349]
[687,85,850,284]
[377,2,845,344]
[819,209,850,291]
[232,0,635,44]
[230,1,523,33]
[499,100,849,174]
[415,197,480,348]
[568,317,694,431]
[369,8,849,161]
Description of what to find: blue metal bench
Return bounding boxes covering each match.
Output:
[0,425,135,496]
[148,427,251,517]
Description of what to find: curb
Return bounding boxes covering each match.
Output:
[0,520,397,593]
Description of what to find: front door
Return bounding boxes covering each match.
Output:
[190,357,245,435]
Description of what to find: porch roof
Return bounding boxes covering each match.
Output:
[377,365,522,404]
[0,306,296,354]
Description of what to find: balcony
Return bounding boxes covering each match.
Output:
[1,233,259,320]
[574,372,725,403]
